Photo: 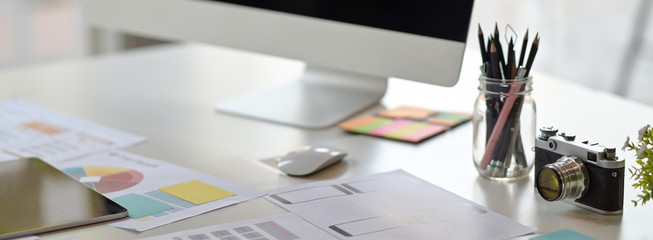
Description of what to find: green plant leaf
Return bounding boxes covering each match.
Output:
[626,125,653,207]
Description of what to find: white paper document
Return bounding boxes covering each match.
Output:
[0,99,145,163]
[265,170,536,240]
[138,213,335,240]
[53,151,264,231]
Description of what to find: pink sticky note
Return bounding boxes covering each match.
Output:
[369,119,413,137]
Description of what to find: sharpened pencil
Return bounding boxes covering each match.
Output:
[524,33,539,77]
[494,23,500,42]
[478,24,488,63]
[493,24,506,77]
[490,42,501,79]
[507,38,516,79]
[486,38,492,63]
[518,29,529,68]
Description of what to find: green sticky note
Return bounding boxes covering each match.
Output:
[385,122,428,140]
[112,193,173,219]
[353,118,393,134]
[530,229,596,240]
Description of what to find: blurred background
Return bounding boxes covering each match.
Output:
[2,0,652,105]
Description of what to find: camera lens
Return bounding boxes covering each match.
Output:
[537,168,561,200]
[536,156,589,201]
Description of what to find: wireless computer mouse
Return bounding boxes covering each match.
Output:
[277,145,347,176]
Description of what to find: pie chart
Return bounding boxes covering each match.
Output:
[62,166,144,193]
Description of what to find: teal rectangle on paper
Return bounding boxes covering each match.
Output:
[112,193,174,219]
[530,229,596,240]
[145,190,197,208]
[61,166,87,179]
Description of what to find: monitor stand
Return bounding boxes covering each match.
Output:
[216,65,388,129]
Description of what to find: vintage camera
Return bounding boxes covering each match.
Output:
[534,126,624,214]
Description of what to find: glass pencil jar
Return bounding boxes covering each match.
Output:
[472,76,536,181]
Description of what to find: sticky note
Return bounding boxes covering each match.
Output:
[401,124,447,142]
[159,180,236,205]
[353,117,393,134]
[337,115,378,131]
[369,119,413,137]
[385,122,429,140]
[428,112,472,126]
[378,106,437,120]
[337,108,471,143]
[530,229,596,240]
[112,193,173,219]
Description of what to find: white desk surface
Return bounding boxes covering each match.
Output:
[1,43,652,240]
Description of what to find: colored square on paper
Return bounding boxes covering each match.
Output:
[428,112,472,126]
[378,106,437,120]
[112,193,173,219]
[530,229,596,240]
[159,180,236,205]
[22,121,67,135]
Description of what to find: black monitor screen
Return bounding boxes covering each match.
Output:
[209,0,474,42]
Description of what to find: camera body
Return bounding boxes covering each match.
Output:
[534,127,624,214]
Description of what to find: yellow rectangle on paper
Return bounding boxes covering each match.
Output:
[159,180,235,205]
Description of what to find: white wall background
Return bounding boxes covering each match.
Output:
[2,0,652,105]
[0,0,87,68]
[468,0,653,104]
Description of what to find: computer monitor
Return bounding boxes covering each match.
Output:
[83,0,474,129]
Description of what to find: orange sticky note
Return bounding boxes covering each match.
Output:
[159,180,235,205]
[337,115,379,131]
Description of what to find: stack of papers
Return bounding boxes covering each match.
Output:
[0,99,144,163]
[143,170,536,240]
[53,151,263,231]
[0,99,262,231]
[265,170,536,240]
[1,99,535,239]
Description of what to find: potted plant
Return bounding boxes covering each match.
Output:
[623,124,653,206]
